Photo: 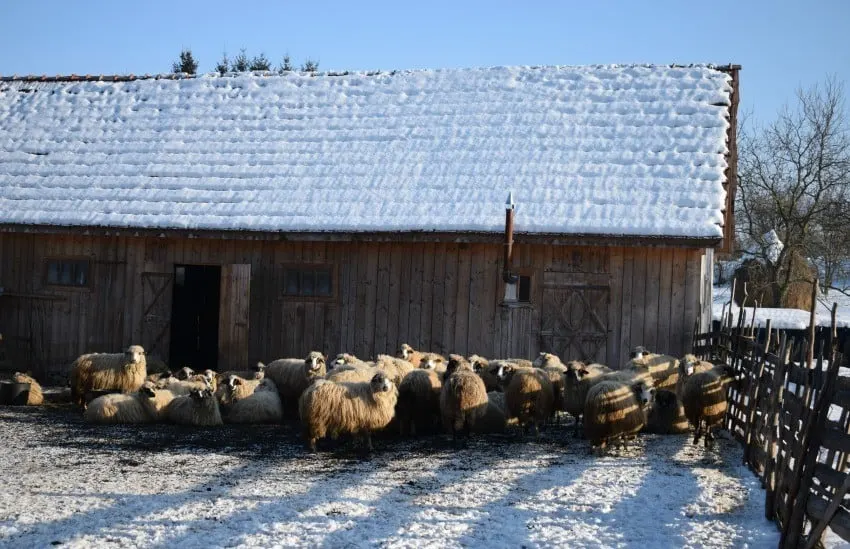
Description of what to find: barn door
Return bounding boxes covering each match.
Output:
[218,264,251,371]
[539,272,609,364]
[142,272,174,358]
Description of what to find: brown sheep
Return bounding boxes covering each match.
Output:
[584,379,653,452]
[644,389,689,434]
[12,372,43,406]
[499,364,554,436]
[299,373,398,452]
[439,356,489,439]
[561,361,613,435]
[69,345,147,408]
[396,368,443,436]
[678,361,731,447]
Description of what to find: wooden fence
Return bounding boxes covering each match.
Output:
[693,293,850,548]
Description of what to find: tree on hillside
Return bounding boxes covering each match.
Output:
[249,53,272,71]
[232,48,250,72]
[278,54,293,73]
[215,52,230,75]
[301,58,319,73]
[737,78,850,304]
[172,49,199,75]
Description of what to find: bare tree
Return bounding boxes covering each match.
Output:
[737,78,850,305]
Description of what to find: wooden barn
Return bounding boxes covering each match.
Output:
[0,64,739,376]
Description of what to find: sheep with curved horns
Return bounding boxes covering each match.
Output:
[12,372,43,406]
[70,345,147,407]
[263,351,326,417]
[678,360,733,447]
[499,363,554,436]
[440,355,488,439]
[299,372,398,452]
[167,388,223,426]
[561,361,613,435]
[396,367,442,436]
[220,377,283,424]
[584,378,654,453]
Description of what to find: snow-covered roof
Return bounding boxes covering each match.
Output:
[0,65,733,238]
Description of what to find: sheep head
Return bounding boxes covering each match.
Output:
[630,380,655,406]
[496,363,517,385]
[629,346,649,360]
[468,355,489,374]
[124,345,146,364]
[139,383,156,398]
[679,355,699,377]
[175,366,195,380]
[533,352,559,368]
[305,351,326,377]
[399,343,415,360]
[446,354,470,375]
[419,355,444,371]
[370,372,394,393]
[564,361,590,383]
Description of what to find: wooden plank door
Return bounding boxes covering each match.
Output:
[141,272,174,358]
[539,272,610,364]
[218,264,251,371]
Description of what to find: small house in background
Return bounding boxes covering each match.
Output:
[0,64,739,376]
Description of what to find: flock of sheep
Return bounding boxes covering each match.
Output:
[13,342,735,453]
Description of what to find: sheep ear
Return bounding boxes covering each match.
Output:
[578,368,589,377]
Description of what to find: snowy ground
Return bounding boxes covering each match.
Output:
[0,403,779,548]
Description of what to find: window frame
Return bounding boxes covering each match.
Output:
[43,257,92,290]
[500,268,535,308]
[280,263,337,301]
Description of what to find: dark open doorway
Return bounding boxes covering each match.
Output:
[169,264,221,371]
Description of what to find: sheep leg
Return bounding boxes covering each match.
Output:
[704,426,715,448]
[693,421,702,446]
[364,432,374,453]
[573,415,581,437]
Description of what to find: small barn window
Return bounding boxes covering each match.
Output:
[518,275,532,303]
[283,266,334,298]
[45,259,90,288]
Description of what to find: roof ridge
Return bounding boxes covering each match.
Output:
[0,63,741,83]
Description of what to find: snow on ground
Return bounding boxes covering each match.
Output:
[0,403,778,548]
[713,284,850,329]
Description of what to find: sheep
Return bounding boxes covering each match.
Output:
[221,377,283,424]
[264,351,327,417]
[375,354,416,384]
[331,353,373,369]
[644,389,689,434]
[155,376,210,396]
[678,361,731,447]
[137,382,176,422]
[439,356,489,438]
[469,355,533,392]
[167,388,223,426]
[188,369,218,392]
[11,372,43,406]
[70,345,147,407]
[299,372,398,452]
[396,368,443,436]
[532,352,565,369]
[561,361,613,435]
[215,374,264,407]
[473,391,508,434]
[499,364,555,436]
[400,343,446,373]
[84,392,152,424]
[174,366,195,381]
[418,353,447,375]
[624,346,680,390]
[584,378,654,452]
[326,364,378,383]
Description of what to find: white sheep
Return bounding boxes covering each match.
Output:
[70,345,147,407]
[299,372,398,452]
[264,351,326,416]
[167,388,223,426]
[220,377,283,424]
[84,392,152,424]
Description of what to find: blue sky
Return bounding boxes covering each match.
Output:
[1,0,847,121]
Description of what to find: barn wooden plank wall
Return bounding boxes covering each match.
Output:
[0,233,710,375]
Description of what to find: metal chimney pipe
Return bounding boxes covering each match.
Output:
[503,192,518,283]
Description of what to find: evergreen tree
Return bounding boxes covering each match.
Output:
[172,48,199,75]
[301,58,319,73]
[232,48,250,72]
[215,52,230,75]
[278,54,293,73]
[249,53,272,71]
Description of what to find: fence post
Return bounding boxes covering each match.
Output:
[765,332,789,521]
[744,318,771,466]
[782,340,841,548]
